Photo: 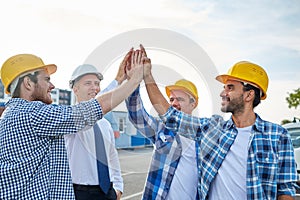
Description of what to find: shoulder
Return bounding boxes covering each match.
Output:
[97,118,111,126]
[254,114,287,134]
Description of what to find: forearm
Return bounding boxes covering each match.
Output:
[144,73,170,115]
[97,77,140,114]
[126,87,158,141]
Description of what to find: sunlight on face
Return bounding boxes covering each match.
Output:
[169,90,196,114]
[73,74,101,102]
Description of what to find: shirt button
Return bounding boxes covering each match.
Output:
[265,157,269,162]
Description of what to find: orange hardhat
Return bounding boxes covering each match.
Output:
[1,54,57,94]
[216,61,268,100]
[165,79,198,106]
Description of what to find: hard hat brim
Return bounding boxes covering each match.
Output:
[215,74,267,100]
[165,85,198,105]
[44,64,57,75]
[4,64,57,94]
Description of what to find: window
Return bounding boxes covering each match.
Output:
[119,118,126,133]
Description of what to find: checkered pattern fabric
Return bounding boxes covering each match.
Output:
[126,87,185,200]
[0,98,102,199]
[161,106,299,200]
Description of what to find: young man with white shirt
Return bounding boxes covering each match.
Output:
[65,62,127,200]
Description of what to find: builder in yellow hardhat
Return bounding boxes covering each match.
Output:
[127,78,200,199]
[125,45,201,199]
[134,54,298,200]
[0,50,144,199]
[165,79,198,114]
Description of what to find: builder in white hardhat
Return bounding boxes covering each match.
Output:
[66,62,127,200]
[0,49,145,199]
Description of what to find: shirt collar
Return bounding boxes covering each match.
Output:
[6,98,29,107]
[226,113,265,133]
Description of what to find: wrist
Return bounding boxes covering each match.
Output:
[144,73,154,84]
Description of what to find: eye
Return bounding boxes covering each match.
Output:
[177,97,185,102]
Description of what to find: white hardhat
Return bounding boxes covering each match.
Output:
[69,64,103,88]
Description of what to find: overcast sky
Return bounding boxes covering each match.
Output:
[0,0,299,124]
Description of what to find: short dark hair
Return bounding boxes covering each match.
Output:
[242,82,261,108]
[11,71,40,98]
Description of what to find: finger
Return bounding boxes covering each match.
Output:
[142,57,151,63]
[140,44,147,57]
[121,48,133,65]
[134,50,140,65]
[137,50,142,64]
[131,50,134,66]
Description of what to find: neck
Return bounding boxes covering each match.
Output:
[232,110,256,128]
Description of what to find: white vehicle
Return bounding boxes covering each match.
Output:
[283,122,300,173]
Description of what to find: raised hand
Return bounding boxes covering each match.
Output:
[126,49,144,82]
[116,48,133,84]
[140,44,152,79]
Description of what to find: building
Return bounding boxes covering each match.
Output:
[50,88,72,105]
[0,80,10,102]
[104,111,152,149]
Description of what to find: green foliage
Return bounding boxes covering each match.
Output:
[286,88,300,109]
[281,119,292,125]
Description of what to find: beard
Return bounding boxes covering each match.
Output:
[221,94,244,114]
[31,84,53,104]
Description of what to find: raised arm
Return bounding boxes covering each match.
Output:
[140,44,170,115]
[96,50,142,114]
[99,49,132,95]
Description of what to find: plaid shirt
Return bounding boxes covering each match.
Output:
[126,88,186,200]
[161,106,299,200]
[0,98,102,199]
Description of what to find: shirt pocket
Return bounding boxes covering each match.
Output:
[155,132,174,153]
[255,151,278,183]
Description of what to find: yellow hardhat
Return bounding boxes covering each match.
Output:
[216,61,269,100]
[1,54,57,94]
[165,79,199,106]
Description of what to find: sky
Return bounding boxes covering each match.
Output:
[0,0,299,124]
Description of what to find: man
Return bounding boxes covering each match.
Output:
[125,45,199,200]
[65,64,124,200]
[0,51,143,199]
[126,78,199,200]
[142,58,298,199]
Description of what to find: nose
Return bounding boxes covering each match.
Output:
[50,82,55,90]
[171,98,180,106]
[220,89,226,97]
[92,84,100,93]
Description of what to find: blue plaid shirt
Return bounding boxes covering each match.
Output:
[161,106,298,200]
[126,88,188,200]
[0,98,102,199]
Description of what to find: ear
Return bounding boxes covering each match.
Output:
[189,100,197,110]
[245,90,255,102]
[73,85,79,94]
[23,76,33,91]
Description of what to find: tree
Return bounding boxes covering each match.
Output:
[286,88,300,109]
[281,119,292,125]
